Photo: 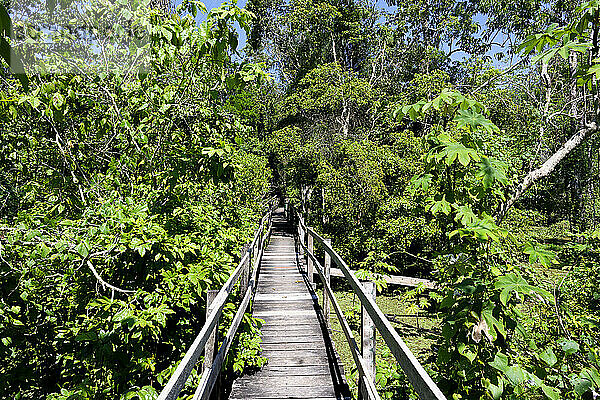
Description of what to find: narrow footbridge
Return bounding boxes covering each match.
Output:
[157,201,447,400]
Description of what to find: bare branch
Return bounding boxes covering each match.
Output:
[86,260,135,294]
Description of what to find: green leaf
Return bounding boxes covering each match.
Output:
[484,377,504,400]
[504,365,525,387]
[481,301,505,341]
[573,377,592,395]
[455,109,499,133]
[541,385,560,400]
[75,241,89,258]
[39,243,51,258]
[440,142,480,167]
[428,196,452,216]
[75,331,98,341]
[476,157,508,189]
[113,308,133,322]
[495,272,553,306]
[559,339,579,355]
[410,173,433,192]
[454,205,477,226]
[457,342,476,363]
[588,63,600,79]
[538,347,557,367]
[123,386,158,400]
[52,93,64,109]
[523,242,557,266]
[490,352,509,373]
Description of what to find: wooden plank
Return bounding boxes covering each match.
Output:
[234,374,334,387]
[256,365,332,375]
[230,397,337,400]
[254,293,316,301]
[262,348,329,357]
[259,324,322,333]
[261,335,324,344]
[201,290,218,373]
[262,353,330,366]
[253,301,315,312]
[254,309,316,317]
[323,238,331,324]
[261,342,326,351]
[360,281,376,400]
[231,384,336,397]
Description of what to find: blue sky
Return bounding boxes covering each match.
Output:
[175,0,512,66]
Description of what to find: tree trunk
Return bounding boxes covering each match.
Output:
[499,122,598,220]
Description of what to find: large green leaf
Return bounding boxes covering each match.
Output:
[481,301,506,341]
[453,204,477,226]
[484,377,504,400]
[476,157,508,189]
[428,195,452,216]
[523,242,557,266]
[494,273,553,306]
[455,109,499,134]
[438,142,480,167]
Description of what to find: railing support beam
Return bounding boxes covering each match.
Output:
[323,238,331,324]
[307,233,314,286]
[202,290,219,374]
[360,281,376,400]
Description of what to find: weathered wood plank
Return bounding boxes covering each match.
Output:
[230,397,337,400]
[253,301,316,313]
[231,384,336,398]
[261,348,330,358]
[254,293,316,301]
[256,365,332,375]
[234,375,334,388]
[261,334,324,344]
[261,342,326,351]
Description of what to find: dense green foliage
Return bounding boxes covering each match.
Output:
[1,1,270,398]
[1,0,599,398]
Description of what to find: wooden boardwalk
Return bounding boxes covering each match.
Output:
[229,209,350,400]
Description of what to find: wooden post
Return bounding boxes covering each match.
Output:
[360,281,376,400]
[307,232,314,285]
[323,238,331,325]
[202,290,219,373]
[240,247,251,295]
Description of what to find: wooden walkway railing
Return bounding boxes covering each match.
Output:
[289,203,447,400]
[157,198,278,400]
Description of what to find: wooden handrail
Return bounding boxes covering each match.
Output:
[290,203,446,400]
[157,199,278,400]
[300,240,381,400]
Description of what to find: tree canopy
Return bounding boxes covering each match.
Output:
[0,0,599,398]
